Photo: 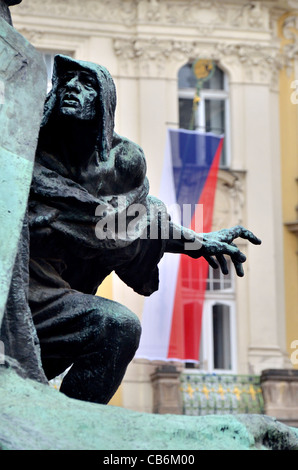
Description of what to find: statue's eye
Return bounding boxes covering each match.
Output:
[83,78,96,89]
[80,72,97,89]
[60,72,76,86]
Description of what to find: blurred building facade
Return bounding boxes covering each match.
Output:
[12,0,298,414]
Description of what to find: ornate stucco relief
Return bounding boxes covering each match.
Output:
[16,0,270,32]
[278,11,298,75]
[113,36,283,88]
[212,171,245,231]
[14,0,290,87]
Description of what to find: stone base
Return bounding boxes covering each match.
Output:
[261,369,298,427]
[1,367,298,450]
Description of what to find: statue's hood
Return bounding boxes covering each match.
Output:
[41,54,116,162]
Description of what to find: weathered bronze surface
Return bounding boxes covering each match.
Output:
[0,0,47,382]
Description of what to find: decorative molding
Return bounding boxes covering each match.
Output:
[278,11,298,75]
[113,36,283,86]
[161,0,269,32]
[14,0,288,86]
[15,0,270,32]
[212,171,245,231]
[216,41,283,89]
[16,0,138,26]
[16,28,44,45]
[16,28,88,57]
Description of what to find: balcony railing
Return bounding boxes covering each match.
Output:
[181,372,264,416]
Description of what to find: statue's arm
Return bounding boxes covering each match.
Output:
[165,222,261,277]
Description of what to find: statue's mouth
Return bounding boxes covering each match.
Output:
[62,94,80,106]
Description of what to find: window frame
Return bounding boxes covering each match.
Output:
[206,258,235,294]
[40,50,74,92]
[199,298,237,374]
[178,65,231,168]
[183,260,237,374]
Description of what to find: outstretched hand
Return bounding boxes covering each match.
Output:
[189,225,261,277]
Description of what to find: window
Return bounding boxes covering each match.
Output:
[199,299,236,373]
[212,303,232,370]
[184,259,237,373]
[178,62,230,168]
[42,52,56,91]
[41,51,74,92]
[206,259,233,292]
[200,260,236,373]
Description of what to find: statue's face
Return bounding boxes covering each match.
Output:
[57,70,98,121]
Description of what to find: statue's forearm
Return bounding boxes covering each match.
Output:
[165,222,202,255]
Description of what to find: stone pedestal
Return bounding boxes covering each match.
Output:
[261,369,298,427]
[150,365,183,415]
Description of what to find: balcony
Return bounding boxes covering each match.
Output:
[180,372,264,416]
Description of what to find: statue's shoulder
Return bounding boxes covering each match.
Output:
[112,133,147,187]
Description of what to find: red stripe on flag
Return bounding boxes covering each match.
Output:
[167,138,223,361]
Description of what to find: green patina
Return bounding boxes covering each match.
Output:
[0,368,298,451]
[0,15,47,322]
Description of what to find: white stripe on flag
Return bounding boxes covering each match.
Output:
[135,129,180,360]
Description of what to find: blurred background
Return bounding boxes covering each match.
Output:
[12,0,298,425]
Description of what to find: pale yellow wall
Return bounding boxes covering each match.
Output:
[278,11,298,368]
[278,12,298,367]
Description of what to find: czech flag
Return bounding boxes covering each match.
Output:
[136,128,223,363]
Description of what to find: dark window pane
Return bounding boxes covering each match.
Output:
[178,63,198,89]
[205,99,225,134]
[213,304,231,370]
[179,97,194,130]
[205,99,226,165]
[178,63,224,91]
[203,65,224,90]
[223,280,232,290]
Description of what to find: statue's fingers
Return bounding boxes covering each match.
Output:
[205,256,218,270]
[231,258,244,277]
[216,254,229,275]
[227,241,245,276]
[231,225,262,245]
[220,242,247,263]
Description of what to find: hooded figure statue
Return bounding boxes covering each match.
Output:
[30,55,168,296]
[27,55,169,404]
[3,53,260,405]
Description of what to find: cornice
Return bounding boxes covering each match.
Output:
[12,0,297,85]
[14,0,274,33]
[113,36,283,86]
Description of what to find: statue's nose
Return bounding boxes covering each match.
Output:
[65,76,81,90]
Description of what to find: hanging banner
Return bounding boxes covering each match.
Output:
[136,128,223,362]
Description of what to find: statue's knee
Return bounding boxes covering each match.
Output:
[113,307,142,352]
[88,297,141,354]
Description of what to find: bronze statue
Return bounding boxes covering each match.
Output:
[26,55,261,404]
[0,0,48,383]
